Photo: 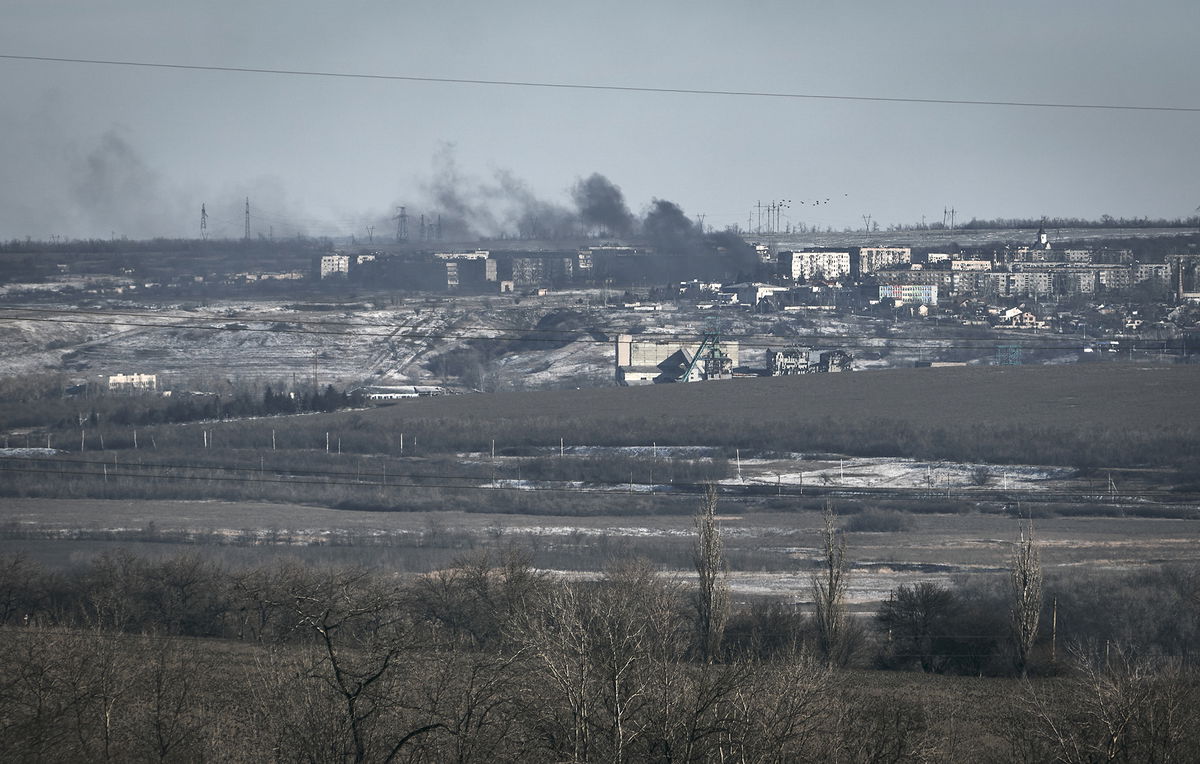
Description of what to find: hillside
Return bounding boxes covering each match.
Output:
[376,362,1198,430]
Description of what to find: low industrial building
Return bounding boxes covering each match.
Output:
[615,333,739,385]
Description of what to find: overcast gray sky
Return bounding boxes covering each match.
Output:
[2,0,1197,241]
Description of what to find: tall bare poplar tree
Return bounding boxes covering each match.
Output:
[1010,521,1043,678]
[812,503,851,667]
[693,484,730,663]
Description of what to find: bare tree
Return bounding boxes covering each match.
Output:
[812,503,852,667]
[409,547,547,650]
[1010,521,1043,678]
[693,484,730,663]
[518,582,595,761]
[285,567,438,763]
[514,560,684,763]
[0,554,47,626]
[1024,644,1200,763]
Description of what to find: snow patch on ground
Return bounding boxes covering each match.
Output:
[721,456,1074,491]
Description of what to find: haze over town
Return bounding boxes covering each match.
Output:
[2,1,1199,241]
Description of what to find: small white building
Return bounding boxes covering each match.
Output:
[108,373,157,392]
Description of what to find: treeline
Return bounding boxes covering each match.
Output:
[0,383,363,433]
[956,215,1200,231]
[0,236,332,256]
[1,546,1197,762]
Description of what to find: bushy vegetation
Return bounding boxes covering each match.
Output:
[843,508,916,533]
[0,548,1196,762]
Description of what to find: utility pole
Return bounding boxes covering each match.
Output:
[394,206,408,241]
[200,204,208,240]
[244,197,251,240]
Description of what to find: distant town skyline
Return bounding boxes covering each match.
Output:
[2,1,1197,240]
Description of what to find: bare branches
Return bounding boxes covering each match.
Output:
[1023,644,1200,763]
[1010,521,1043,678]
[812,503,853,667]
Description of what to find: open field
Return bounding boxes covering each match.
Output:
[4,497,1196,608]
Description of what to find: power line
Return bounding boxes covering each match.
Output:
[0,455,1191,503]
[3,53,1199,114]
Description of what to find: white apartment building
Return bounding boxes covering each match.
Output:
[779,250,851,281]
[319,254,351,278]
[858,247,911,275]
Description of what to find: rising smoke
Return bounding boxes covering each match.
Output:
[572,173,635,236]
[641,198,699,254]
[401,149,757,275]
[2,122,751,272]
[411,147,640,243]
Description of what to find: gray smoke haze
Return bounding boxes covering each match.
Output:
[411,145,639,242]
[0,111,323,241]
[493,170,580,240]
[0,114,198,240]
[2,123,706,247]
[70,130,193,239]
[424,145,496,240]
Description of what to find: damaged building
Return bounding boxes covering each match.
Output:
[766,347,854,375]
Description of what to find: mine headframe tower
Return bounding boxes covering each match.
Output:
[681,328,734,382]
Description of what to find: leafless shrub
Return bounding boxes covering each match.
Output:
[970,465,993,486]
[843,508,914,533]
[1023,644,1200,763]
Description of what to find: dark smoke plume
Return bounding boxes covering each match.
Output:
[642,198,700,254]
[415,149,639,241]
[572,173,635,236]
